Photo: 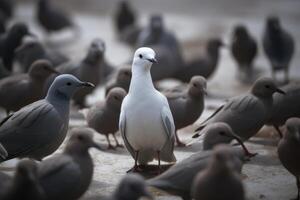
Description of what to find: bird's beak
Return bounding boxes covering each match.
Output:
[92,141,103,151]
[147,58,157,63]
[275,88,285,95]
[80,82,95,88]
[230,133,257,157]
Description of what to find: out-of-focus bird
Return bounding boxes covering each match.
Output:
[0,60,58,113]
[84,87,127,149]
[0,23,33,71]
[173,39,223,82]
[165,76,206,146]
[114,0,136,36]
[231,25,257,83]
[278,118,300,200]
[0,0,13,19]
[263,16,295,83]
[105,67,131,96]
[36,0,76,34]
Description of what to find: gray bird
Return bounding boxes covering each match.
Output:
[191,145,245,200]
[0,159,45,200]
[0,60,58,114]
[278,118,300,200]
[37,0,76,34]
[147,146,245,200]
[173,39,223,82]
[0,74,94,162]
[193,77,285,141]
[266,83,300,137]
[136,15,184,81]
[15,36,69,72]
[263,16,295,83]
[114,0,136,36]
[85,87,127,149]
[105,67,131,96]
[231,25,257,83]
[120,47,176,173]
[109,174,153,200]
[38,127,102,200]
[0,142,7,160]
[166,76,207,146]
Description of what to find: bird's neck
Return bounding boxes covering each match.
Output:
[129,65,155,94]
[45,90,70,118]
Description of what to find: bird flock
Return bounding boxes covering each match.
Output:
[0,0,298,200]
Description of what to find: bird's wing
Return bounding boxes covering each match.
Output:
[119,108,135,158]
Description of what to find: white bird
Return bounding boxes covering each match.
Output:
[119,47,176,173]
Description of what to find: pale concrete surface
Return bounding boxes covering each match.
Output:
[1,0,300,199]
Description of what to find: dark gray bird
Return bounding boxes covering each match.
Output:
[231,25,257,83]
[0,0,13,19]
[263,16,295,83]
[0,12,7,34]
[191,145,245,200]
[0,60,58,113]
[37,0,76,33]
[109,174,153,200]
[266,83,300,137]
[173,39,223,82]
[38,128,102,200]
[165,76,206,146]
[278,118,300,200]
[193,77,285,141]
[84,87,127,149]
[114,0,136,35]
[15,36,69,72]
[0,22,33,71]
[0,142,7,160]
[0,74,94,162]
[147,146,245,200]
[105,67,131,96]
[0,159,45,200]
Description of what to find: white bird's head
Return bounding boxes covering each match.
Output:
[132,47,157,71]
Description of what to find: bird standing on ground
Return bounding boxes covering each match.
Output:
[173,39,223,82]
[85,87,127,149]
[38,128,102,200]
[166,76,206,146]
[0,23,33,71]
[263,16,295,83]
[231,25,257,83]
[120,47,176,173]
[191,145,245,200]
[193,77,285,141]
[278,118,300,200]
[0,60,58,113]
[0,74,94,162]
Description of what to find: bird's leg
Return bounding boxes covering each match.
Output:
[175,131,186,147]
[274,125,283,138]
[157,151,161,174]
[105,135,115,150]
[112,134,123,148]
[133,151,143,172]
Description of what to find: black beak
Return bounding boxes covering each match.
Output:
[147,58,157,63]
[230,133,257,157]
[80,82,95,88]
[275,88,285,95]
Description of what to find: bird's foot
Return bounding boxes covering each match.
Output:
[245,152,258,160]
[126,165,144,173]
[115,143,124,148]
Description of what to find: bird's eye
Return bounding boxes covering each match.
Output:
[219,131,225,136]
[139,54,143,59]
[66,82,72,86]
[193,83,197,87]
[114,96,119,100]
[265,85,270,89]
[78,135,84,141]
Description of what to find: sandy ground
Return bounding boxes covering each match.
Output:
[1,0,300,199]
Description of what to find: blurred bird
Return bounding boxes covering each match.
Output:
[120,47,176,172]
[173,39,223,82]
[231,25,257,83]
[0,12,7,34]
[0,159,45,200]
[84,87,127,149]
[0,74,94,162]
[0,60,58,114]
[191,145,245,200]
[37,0,76,34]
[147,146,245,200]
[15,36,69,72]
[165,76,206,146]
[105,67,131,96]
[263,16,295,83]
[193,77,285,141]
[266,83,300,137]
[278,118,300,200]
[38,128,102,200]
[114,0,136,35]
[0,22,33,71]
[0,0,13,19]
[109,174,153,200]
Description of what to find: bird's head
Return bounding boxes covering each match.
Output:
[251,77,285,98]
[8,22,34,39]
[267,16,281,31]
[233,25,248,39]
[150,14,164,33]
[29,59,58,80]
[106,87,127,108]
[117,67,132,83]
[285,118,300,141]
[132,47,157,71]
[188,75,207,98]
